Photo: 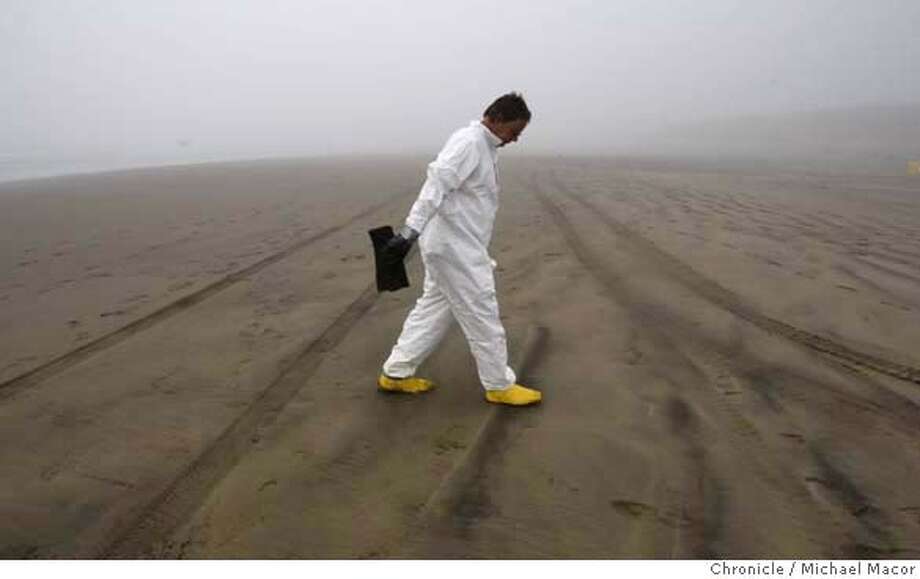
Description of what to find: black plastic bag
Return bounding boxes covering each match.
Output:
[368,225,410,292]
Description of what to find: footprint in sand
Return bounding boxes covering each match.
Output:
[624,347,644,366]
[609,499,658,519]
[122,294,149,304]
[99,310,126,318]
[150,369,183,395]
[168,280,196,292]
[898,506,920,525]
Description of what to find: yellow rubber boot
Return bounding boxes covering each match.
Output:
[485,384,542,406]
[378,374,435,394]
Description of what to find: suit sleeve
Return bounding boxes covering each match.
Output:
[404,136,480,234]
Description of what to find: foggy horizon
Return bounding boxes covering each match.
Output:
[3,1,919,179]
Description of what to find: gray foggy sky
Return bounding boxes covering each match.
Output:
[2,0,919,169]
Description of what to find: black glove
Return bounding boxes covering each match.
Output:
[383,225,418,264]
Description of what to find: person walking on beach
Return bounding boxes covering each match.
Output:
[378,92,541,406]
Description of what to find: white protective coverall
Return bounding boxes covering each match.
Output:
[382,120,516,391]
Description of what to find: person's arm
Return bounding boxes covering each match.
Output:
[383,135,480,262]
[404,137,480,235]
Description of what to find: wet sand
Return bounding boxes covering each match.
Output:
[1,156,919,558]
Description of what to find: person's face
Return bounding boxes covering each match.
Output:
[485,118,529,147]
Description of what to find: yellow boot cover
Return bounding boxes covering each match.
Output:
[485,384,542,406]
[378,374,435,394]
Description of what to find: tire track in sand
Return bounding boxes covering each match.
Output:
[0,194,407,401]
[554,173,920,386]
[153,321,540,558]
[392,326,548,557]
[99,281,386,558]
[532,176,842,556]
[543,172,920,556]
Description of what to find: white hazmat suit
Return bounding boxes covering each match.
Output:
[382,120,516,391]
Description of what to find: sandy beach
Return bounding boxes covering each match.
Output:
[1,156,919,558]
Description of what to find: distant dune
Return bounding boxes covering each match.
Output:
[635,104,920,174]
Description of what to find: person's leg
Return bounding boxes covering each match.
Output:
[382,269,454,379]
[432,263,516,391]
[443,280,541,405]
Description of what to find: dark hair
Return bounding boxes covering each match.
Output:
[483,92,531,123]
